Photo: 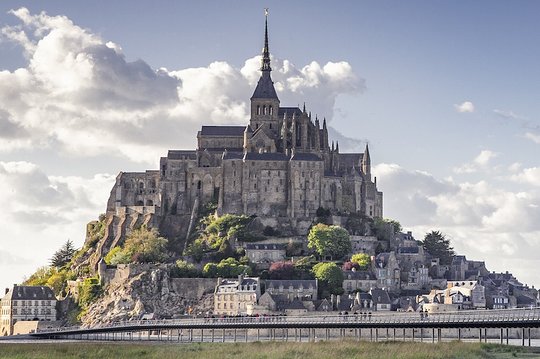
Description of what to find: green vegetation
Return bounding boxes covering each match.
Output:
[24,266,76,297]
[170,260,200,278]
[50,240,76,268]
[202,257,252,278]
[307,223,351,260]
[421,230,455,265]
[372,218,401,242]
[76,277,102,320]
[350,253,371,270]
[105,225,168,265]
[0,341,533,359]
[312,262,344,297]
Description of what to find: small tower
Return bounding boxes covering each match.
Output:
[362,143,371,180]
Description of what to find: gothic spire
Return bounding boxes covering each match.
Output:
[261,9,271,72]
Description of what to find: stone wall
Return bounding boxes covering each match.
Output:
[170,278,216,300]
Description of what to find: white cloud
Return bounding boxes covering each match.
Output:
[525,132,540,144]
[454,101,474,113]
[373,162,540,287]
[493,109,523,121]
[454,150,498,174]
[511,167,540,186]
[0,8,363,165]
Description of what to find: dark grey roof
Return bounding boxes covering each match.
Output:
[167,150,197,160]
[200,126,246,136]
[290,152,323,161]
[375,253,391,268]
[281,299,306,310]
[245,243,286,250]
[201,147,244,153]
[278,107,303,117]
[243,152,290,161]
[343,270,376,280]
[452,255,467,265]
[3,285,55,301]
[251,73,279,99]
[222,151,244,160]
[339,153,363,168]
[265,280,317,290]
[370,289,391,305]
[398,246,419,254]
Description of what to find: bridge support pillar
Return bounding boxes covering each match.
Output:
[375,328,378,342]
[286,328,289,342]
[522,328,525,346]
[484,328,488,343]
[403,328,405,341]
[458,328,461,341]
[245,329,248,342]
[432,328,435,343]
[234,328,237,343]
[529,328,531,347]
[211,328,214,342]
[393,328,396,341]
[412,329,415,342]
[438,328,441,342]
[370,328,373,342]
[500,328,503,344]
[222,328,225,342]
[420,328,423,342]
[479,328,482,343]
[189,328,193,342]
[506,328,509,345]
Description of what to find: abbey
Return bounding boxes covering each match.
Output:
[105,17,383,234]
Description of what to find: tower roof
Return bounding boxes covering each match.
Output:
[251,10,279,100]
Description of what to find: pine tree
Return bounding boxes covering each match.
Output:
[50,240,76,268]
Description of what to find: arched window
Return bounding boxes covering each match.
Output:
[197,180,202,190]
[146,199,154,206]
[269,105,273,115]
[257,105,260,115]
[263,105,267,115]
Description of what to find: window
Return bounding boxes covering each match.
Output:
[269,106,273,115]
[257,105,260,115]
[263,105,267,115]
[269,123,272,129]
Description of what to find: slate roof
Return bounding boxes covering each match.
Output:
[339,153,363,168]
[290,153,323,161]
[222,151,245,160]
[265,280,317,290]
[343,270,376,281]
[167,150,197,160]
[200,126,246,136]
[3,285,56,301]
[245,243,286,250]
[280,299,307,310]
[243,152,290,161]
[398,246,419,254]
[370,288,391,305]
[278,107,303,117]
[251,73,279,99]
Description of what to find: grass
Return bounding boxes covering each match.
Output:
[0,341,539,359]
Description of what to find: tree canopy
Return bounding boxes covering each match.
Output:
[350,253,371,270]
[420,230,454,265]
[202,257,252,278]
[307,224,351,259]
[50,240,76,268]
[312,262,344,297]
[105,226,168,265]
[268,261,296,280]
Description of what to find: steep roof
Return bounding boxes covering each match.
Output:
[245,243,286,250]
[167,150,197,160]
[3,285,56,301]
[265,280,317,290]
[290,152,323,161]
[200,126,246,137]
[243,152,290,161]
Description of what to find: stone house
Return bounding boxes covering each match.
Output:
[264,279,318,301]
[349,236,378,255]
[373,252,400,290]
[370,288,392,311]
[342,270,377,293]
[447,281,486,309]
[214,276,261,316]
[1,285,57,336]
[244,243,286,268]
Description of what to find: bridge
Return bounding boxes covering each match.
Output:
[31,307,540,346]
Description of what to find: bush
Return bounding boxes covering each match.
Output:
[105,226,168,265]
[350,253,371,270]
[78,277,101,308]
[171,260,200,278]
[202,257,252,278]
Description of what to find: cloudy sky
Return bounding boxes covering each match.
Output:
[0,1,539,290]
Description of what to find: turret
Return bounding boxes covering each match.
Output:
[362,143,371,180]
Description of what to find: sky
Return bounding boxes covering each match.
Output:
[0,1,539,291]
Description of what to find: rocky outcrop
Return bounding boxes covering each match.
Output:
[81,264,215,327]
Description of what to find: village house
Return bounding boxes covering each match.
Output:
[244,243,286,268]
[342,270,377,293]
[213,276,261,316]
[373,252,400,291]
[264,279,318,301]
[1,285,57,336]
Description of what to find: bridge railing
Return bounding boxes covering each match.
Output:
[37,307,540,334]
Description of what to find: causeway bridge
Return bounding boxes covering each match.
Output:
[31,307,540,346]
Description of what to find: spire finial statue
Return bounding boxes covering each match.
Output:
[261,8,271,72]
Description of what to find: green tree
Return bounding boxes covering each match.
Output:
[184,239,206,262]
[372,218,401,241]
[350,253,371,270]
[50,240,76,268]
[78,277,101,308]
[307,224,351,259]
[202,262,219,277]
[105,226,169,264]
[421,230,455,265]
[172,260,199,278]
[24,266,54,286]
[312,262,344,297]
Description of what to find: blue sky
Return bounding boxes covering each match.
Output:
[0,1,539,290]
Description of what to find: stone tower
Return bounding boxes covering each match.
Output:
[249,13,280,140]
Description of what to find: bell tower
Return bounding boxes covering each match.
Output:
[250,10,280,137]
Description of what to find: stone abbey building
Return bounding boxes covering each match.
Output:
[103,17,383,251]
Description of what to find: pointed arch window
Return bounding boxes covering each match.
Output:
[263,106,267,115]
[257,105,261,115]
[269,105,273,115]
